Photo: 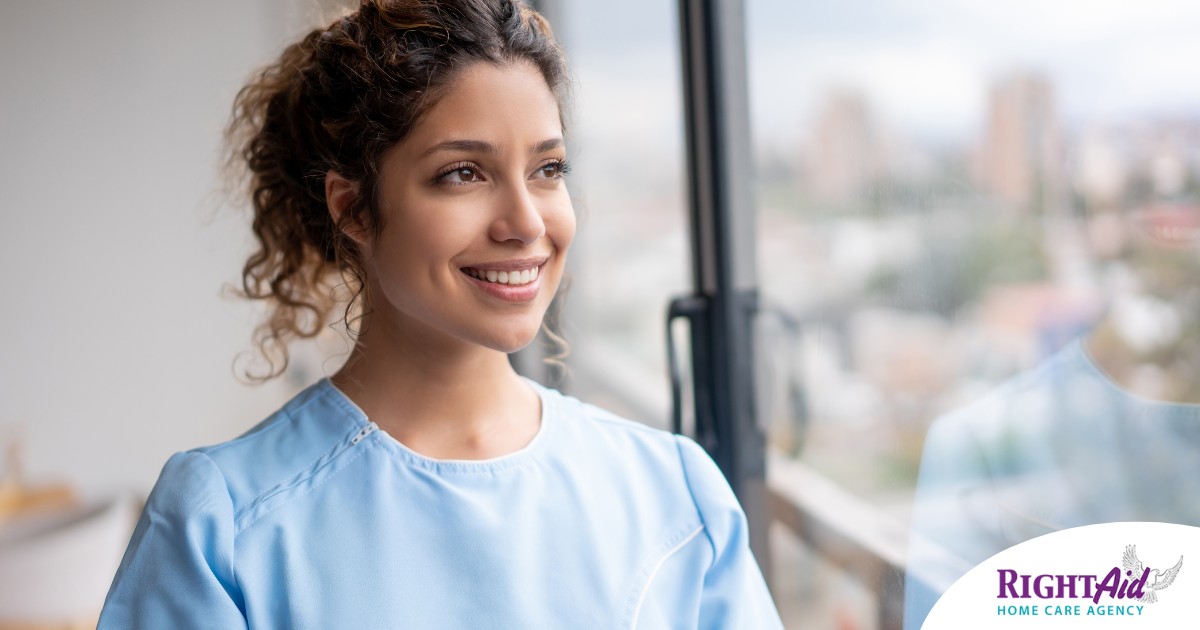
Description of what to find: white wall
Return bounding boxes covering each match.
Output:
[0,0,352,495]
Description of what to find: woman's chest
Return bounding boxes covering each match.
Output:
[231,462,707,629]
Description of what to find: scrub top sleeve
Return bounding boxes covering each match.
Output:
[98,451,247,629]
[675,435,785,630]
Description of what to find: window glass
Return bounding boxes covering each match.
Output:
[553,0,689,425]
[745,1,1200,627]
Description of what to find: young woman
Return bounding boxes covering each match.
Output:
[98,1,784,627]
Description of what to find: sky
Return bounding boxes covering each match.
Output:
[559,0,1200,150]
[745,0,1200,145]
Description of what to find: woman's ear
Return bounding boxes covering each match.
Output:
[325,170,371,247]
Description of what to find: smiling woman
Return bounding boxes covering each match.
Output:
[95,1,783,628]
[327,61,575,365]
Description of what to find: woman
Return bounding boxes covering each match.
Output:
[98,1,783,627]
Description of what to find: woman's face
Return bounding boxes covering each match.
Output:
[361,61,575,354]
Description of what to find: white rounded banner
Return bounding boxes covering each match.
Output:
[924,522,1199,628]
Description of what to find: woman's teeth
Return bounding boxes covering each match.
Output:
[466,266,539,286]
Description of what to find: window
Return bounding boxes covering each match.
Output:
[544,0,689,426]
[750,1,1200,627]
[557,0,1200,627]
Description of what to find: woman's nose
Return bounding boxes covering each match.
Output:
[489,184,546,246]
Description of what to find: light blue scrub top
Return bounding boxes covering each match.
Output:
[99,378,783,629]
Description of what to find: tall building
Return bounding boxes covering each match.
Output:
[977,72,1064,213]
[806,89,883,202]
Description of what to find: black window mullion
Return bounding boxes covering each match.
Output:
[674,0,769,572]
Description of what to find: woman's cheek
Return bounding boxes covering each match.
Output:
[551,200,577,250]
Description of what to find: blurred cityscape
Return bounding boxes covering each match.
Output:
[760,68,1199,494]
[754,68,1198,494]
[571,59,1200,498]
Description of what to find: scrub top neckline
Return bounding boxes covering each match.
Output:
[317,375,553,473]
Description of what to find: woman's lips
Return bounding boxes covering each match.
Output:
[460,265,542,303]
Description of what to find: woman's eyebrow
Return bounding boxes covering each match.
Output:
[531,137,563,153]
[420,137,563,158]
[421,139,498,158]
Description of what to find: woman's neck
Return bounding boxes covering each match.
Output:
[329,316,542,460]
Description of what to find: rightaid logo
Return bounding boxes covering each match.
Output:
[997,545,1183,608]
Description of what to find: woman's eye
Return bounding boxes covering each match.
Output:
[438,165,483,185]
[534,160,571,180]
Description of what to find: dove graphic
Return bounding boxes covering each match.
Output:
[1123,544,1183,604]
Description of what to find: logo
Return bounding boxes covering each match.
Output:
[1122,545,1183,604]
[995,544,1183,611]
[921,522,1200,629]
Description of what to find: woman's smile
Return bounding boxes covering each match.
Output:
[459,255,551,303]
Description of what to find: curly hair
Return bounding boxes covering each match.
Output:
[225,0,569,381]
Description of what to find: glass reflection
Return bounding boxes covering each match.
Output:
[744,0,1200,626]
[906,130,1200,627]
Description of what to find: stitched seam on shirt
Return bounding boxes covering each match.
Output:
[233,435,375,535]
[223,384,370,512]
[200,391,356,514]
[235,407,315,496]
[226,417,367,527]
[673,435,719,567]
[628,524,705,630]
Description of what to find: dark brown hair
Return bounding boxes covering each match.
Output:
[226,0,568,381]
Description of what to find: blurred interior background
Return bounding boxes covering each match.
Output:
[2,0,1198,628]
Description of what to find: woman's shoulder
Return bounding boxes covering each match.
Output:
[153,379,369,523]
[533,381,743,519]
[534,381,681,463]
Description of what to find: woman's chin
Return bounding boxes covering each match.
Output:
[483,327,543,355]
